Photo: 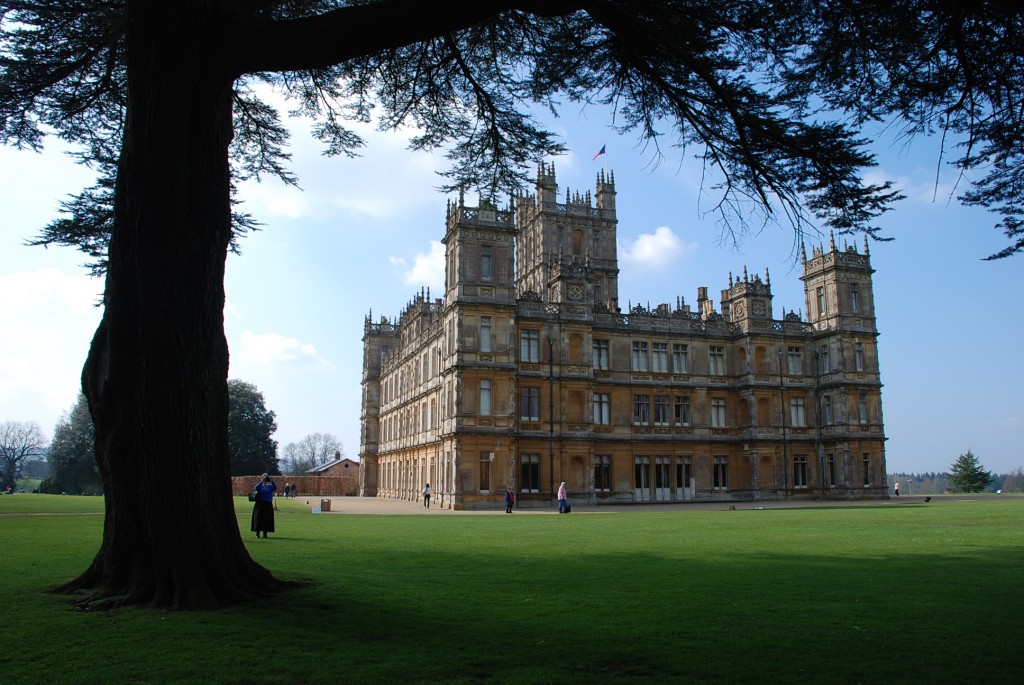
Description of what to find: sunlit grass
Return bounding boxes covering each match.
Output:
[1,495,1022,684]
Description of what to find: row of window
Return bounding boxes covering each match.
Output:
[380,385,872,442]
[383,324,871,408]
[510,453,874,493]
[509,327,870,375]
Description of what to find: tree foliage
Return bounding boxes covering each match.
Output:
[3,1,1024,610]
[227,380,280,477]
[11,0,1024,259]
[948,450,993,493]
[0,420,46,490]
[41,394,102,495]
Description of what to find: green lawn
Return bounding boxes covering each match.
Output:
[1,495,1021,684]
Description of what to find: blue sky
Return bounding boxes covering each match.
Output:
[1,104,1021,475]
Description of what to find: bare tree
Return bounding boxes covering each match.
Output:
[0,421,46,491]
[282,433,343,474]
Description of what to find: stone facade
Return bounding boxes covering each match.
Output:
[359,166,887,509]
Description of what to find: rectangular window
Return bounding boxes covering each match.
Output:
[594,455,611,491]
[632,341,649,371]
[711,398,727,427]
[634,456,650,490]
[653,395,670,425]
[862,453,871,486]
[633,394,650,425]
[656,457,670,489]
[480,316,493,352]
[709,346,725,375]
[674,397,691,425]
[790,397,806,427]
[787,346,802,375]
[827,454,836,487]
[794,455,808,488]
[520,454,540,492]
[817,286,825,315]
[854,343,865,371]
[479,452,492,492]
[858,394,868,424]
[520,387,540,421]
[824,395,833,425]
[479,379,491,416]
[676,458,692,491]
[652,343,668,372]
[593,339,610,370]
[818,345,830,374]
[481,245,492,279]
[593,393,611,425]
[672,344,689,373]
[850,283,859,312]
[520,330,540,362]
[713,456,729,490]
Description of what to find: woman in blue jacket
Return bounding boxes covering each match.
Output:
[251,473,277,538]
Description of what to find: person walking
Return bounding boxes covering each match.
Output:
[557,481,568,514]
[251,473,277,538]
[505,487,515,513]
[894,481,900,496]
[423,483,432,508]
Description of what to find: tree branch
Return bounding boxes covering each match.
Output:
[229,0,589,75]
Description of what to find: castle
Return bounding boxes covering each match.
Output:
[359,166,887,509]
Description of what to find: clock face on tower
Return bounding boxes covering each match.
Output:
[568,284,583,301]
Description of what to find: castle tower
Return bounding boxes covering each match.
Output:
[443,193,517,305]
[358,312,398,496]
[721,266,773,330]
[802,234,876,334]
[515,164,619,309]
[802,234,884,490]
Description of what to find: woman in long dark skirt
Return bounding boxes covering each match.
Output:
[251,473,277,538]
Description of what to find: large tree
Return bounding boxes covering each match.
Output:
[227,379,280,477]
[948,450,993,493]
[42,394,102,495]
[2,1,1022,609]
[0,420,46,491]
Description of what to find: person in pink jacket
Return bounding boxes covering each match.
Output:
[557,481,568,513]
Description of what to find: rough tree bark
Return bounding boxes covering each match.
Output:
[55,4,285,609]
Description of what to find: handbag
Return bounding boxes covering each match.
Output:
[248,492,258,502]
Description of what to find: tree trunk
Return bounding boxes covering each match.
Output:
[54,3,285,609]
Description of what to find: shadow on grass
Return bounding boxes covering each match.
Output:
[229,545,1023,685]
[4,503,1022,685]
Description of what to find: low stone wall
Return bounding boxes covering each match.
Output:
[232,475,359,497]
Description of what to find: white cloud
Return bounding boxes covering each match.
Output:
[236,117,446,223]
[619,226,697,270]
[391,240,445,292]
[0,268,103,430]
[864,168,961,206]
[235,331,334,368]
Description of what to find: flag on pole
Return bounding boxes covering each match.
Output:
[592,144,606,161]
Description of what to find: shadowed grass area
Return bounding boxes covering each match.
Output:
[1,495,1021,684]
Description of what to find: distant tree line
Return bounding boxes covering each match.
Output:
[889,450,1021,494]
[14,378,344,494]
